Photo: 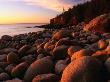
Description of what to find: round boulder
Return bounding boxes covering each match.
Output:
[32,73,59,82]
[68,46,82,57]
[55,60,67,74]
[11,62,29,78]
[71,49,93,61]
[52,45,68,60]
[52,30,72,40]
[61,56,104,82]
[44,41,55,53]
[18,45,31,57]
[7,52,19,64]
[23,56,53,82]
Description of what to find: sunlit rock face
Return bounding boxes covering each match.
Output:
[61,56,104,82]
[84,13,110,33]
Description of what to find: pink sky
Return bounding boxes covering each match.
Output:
[0,0,90,24]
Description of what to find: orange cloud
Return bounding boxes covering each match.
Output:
[23,0,73,12]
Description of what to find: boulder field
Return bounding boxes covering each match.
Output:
[0,13,110,82]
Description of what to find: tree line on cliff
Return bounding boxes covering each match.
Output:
[50,0,110,26]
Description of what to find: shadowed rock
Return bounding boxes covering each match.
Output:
[24,56,54,82]
[7,52,19,64]
[11,62,29,78]
[4,78,22,82]
[52,45,68,60]
[0,72,10,81]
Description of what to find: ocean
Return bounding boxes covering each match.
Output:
[0,23,44,37]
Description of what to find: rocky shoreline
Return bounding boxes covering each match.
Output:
[0,14,109,82]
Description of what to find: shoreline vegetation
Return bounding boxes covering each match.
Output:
[0,0,110,82]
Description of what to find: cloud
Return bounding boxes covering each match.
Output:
[6,0,91,12]
[22,0,73,12]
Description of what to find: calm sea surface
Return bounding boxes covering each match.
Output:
[0,23,44,37]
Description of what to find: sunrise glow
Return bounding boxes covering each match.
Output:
[0,0,88,24]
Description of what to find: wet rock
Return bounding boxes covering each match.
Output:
[68,46,82,57]
[32,73,59,82]
[24,56,54,82]
[84,13,110,33]
[11,62,29,78]
[0,72,10,81]
[7,52,19,64]
[52,45,68,60]
[61,56,104,82]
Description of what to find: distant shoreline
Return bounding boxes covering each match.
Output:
[0,23,48,25]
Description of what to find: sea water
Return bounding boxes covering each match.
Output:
[0,23,44,37]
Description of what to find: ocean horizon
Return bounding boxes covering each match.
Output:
[0,23,45,37]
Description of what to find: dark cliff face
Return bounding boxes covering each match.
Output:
[50,0,110,26]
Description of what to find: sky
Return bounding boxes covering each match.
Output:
[0,0,90,24]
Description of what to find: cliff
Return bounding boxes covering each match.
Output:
[50,0,110,26]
